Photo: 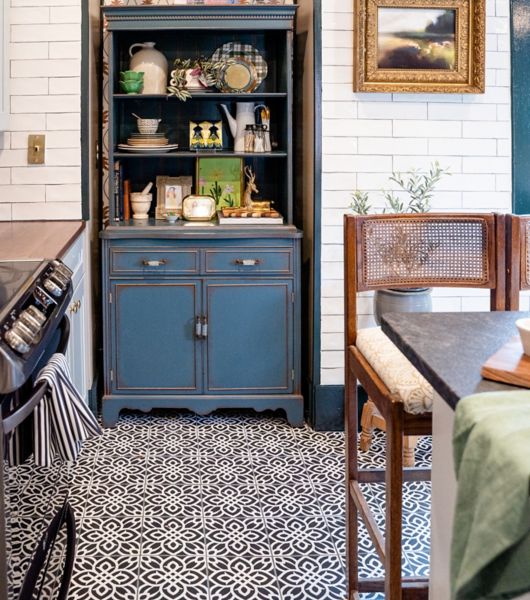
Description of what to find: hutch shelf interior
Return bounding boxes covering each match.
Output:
[100,4,303,427]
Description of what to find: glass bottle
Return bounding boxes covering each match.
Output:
[244,124,255,153]
[253,124,266,153]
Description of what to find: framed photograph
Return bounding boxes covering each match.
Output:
[353,0,485,93]
[196,157,243,209]
[155,176,193,219]
[189,120,223,150]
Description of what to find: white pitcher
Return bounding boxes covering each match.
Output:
[220,103,255,153]
[129,42,168,95]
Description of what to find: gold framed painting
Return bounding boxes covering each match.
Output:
[353,0,485,93]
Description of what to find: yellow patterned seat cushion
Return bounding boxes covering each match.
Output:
[356,327,434,414]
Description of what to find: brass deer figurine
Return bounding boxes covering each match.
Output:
[243,166,258,209]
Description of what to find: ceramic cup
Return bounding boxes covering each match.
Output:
[120,80,143,94]
[516,318,530,356]
[130,193,152,219]
[136,118,161,134]
[120,70,144,81]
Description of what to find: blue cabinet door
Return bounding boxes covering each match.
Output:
[111,281,201,392]
[204,280,294,393]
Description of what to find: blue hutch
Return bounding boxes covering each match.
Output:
[100,4,303,427]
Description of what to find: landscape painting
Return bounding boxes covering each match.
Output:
[377,8,456,70]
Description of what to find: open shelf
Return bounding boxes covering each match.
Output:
[113,150,288,158]
[114,92,288,100]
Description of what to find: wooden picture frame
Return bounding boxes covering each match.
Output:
[196,157,243,209]
[155,176,192,219]
[353,0,485,93]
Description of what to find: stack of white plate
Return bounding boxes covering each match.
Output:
[118,133,179,153]
[127,133,169,147]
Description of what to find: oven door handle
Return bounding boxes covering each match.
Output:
[17,498,76,600]
[2,316,70,436]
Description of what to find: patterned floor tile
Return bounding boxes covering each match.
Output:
[138,555,208,600]
[200,454,256,486]
[202,484,262,518]
[266,516,337,556]
[68,555,140,600]
[77,517,143,556]
[208,556,282,600]
[205,517,270,556]
[303,454,345,483]
[312,481,346,518]
[258,483,323,518]
[142,516,205,555]
[4,411,432,599]
[143,483,202,517]
[274,555,346,600]
[82,483,145,518]
[251,454,311,486]
[146,454,202,486]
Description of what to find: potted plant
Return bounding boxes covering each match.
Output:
[167,57,228,101]
[350,162,450,323]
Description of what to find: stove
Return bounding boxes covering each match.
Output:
[0,259,73,394]
[0,258,75,600]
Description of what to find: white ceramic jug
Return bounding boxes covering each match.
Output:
[220,103,255,153]
[129,42,168,95]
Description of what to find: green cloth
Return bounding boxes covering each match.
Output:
[452,391,530,600]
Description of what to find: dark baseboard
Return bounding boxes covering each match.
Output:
[308,382,368,432]
[87,375,99,416]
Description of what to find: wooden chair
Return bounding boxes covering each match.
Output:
[344,213,505,600]
[506,214,530,310]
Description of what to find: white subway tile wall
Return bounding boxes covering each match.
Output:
[0,0,81,221]
[321,2,514,385]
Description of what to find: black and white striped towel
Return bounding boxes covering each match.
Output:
[33,353,101,467]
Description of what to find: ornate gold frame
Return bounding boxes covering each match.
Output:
[353,0,485,93]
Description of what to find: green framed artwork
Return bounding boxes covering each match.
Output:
[196,157,243,208]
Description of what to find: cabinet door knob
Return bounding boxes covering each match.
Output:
[142,259,167,267]
[234,259,261,266]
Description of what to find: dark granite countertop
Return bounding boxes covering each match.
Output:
[381,312,530,410]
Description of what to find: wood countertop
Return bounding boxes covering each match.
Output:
[0,221,85,260]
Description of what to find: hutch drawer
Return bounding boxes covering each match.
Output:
[204,247,292,275]
[109,247,200,276]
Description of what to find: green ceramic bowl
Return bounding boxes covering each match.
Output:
[120,70,144,82]
[120,80,143,94]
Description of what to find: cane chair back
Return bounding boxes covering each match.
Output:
[344,212,505,600]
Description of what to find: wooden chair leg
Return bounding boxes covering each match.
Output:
[345,360,360,596]
[403,435,419,468]
[359,398,376,452]
[386,402,404,600]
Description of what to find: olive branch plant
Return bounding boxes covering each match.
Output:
[350,162,450,215]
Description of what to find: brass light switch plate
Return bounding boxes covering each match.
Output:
[28,135,45,164]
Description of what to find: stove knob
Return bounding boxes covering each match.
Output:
[51,261,73,280]
[25,305,46,325]
[18,311,42,336]
[43,277,63,298]
[34,286,55,308]
[12,321,36,344]
[50,269,70,287]
[4,329,30,354]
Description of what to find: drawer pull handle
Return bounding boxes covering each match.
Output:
[201,316,208,339]
[142,259,167,267]
[195,316,202,339]
[234,259,261,266]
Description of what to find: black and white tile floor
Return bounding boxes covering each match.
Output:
[4,410,431,599]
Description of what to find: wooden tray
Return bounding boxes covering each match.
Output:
[481,335,530,388]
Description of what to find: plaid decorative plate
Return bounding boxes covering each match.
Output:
[211,42,268,87]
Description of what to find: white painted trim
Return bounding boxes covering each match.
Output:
[0,1,8,130]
